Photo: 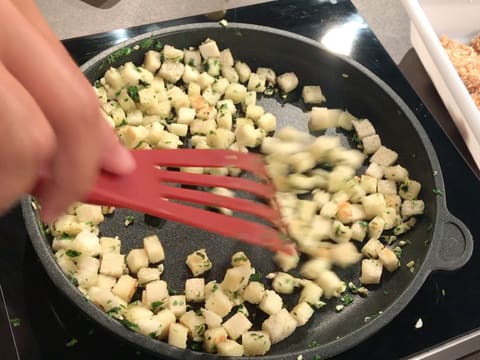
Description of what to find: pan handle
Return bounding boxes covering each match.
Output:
[430,211,473,272]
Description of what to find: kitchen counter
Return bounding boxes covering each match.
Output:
[36,0,411,64]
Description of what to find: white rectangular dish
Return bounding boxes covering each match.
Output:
[400,0,480,170]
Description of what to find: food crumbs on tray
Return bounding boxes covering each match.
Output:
[442,289,446,296]
[218,19,229,28]
[314,356,322,360]
[297,355,303,360]
[10,318,21,327]
[414,318,423,329]
[335,304,344,312]
[65,338,79,347]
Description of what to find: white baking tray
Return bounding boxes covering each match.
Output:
[400,0,480,170]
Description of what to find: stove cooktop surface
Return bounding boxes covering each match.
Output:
[1,1,479,359]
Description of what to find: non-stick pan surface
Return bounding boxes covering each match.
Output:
[23,23,473,359]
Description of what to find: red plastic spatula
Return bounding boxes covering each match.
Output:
[83,149,294,254]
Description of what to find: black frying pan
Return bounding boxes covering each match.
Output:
[22,23,473,359]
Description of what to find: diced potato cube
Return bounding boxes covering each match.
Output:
[262,308,297,344]
[365,162,384,179]
[300,258,331,279]
[381,207,398,230]
[243,281,265,304]
[201,307,223,329]
[378,247,401,272]
[330,220,353,243]
[163,44,184,61]
[330,242,362,268]
[75,204,104,224]
[256,67,276,84]
[368,216,385,240]
[87,286,127,313]
[291,301,314,326]
[401,199,425,217]
[362,134,382,155]
[185,278,205,303]
[184,48,202,69]
[168,323,189,349]
[257,112,277,132]
[361,238,385,258]
[137,267,160,286]
[220,65,239,83]
[199,39,220,59]
[247,73,266,92]
[231,251,251,267]
[302,85,326,104]
[126,249,149,274]
[112,275,137,302]
[143,235,165,264]
[315,270,344,298]
[176,107,196,125]
[100,253,125,278]
[259,290,283,315]
[71,230,101,257]
[384,165,409,182]
[143,50,161,74]
[234,61,251,83]
[204,327,228,353]
[399,179,422,200]
[54,250,77,275]
[100,236,121,255]
[205,289,233,317]
[272,272,298,294]
[224,83,248,104]
[309,107,342,131]
[362,193,387,219]
[168,295,187,318]
[273,249,300,272]
[221,266,251,293]
[378,179,397,195]
[352,118,376,139]
[299,280,323,305]
[360,175,378,194]
[385,194,402,210]
[76,256,100,289]
[242,331,271,356]
[277,72,299,93]
[219,48,234,67]
[370,146,398,167]
[217,339,244,356]
[153,309,177,339]
[186,249,212,276]
[360,259,383,284]
[222,312,252,340]
[144,280,169,312]
[351,220,368,241]
[179,310,206,342]
[159,61,184,83]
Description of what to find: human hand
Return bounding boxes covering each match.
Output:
[0,0,135,222]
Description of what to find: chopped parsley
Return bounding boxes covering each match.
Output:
[107,307,122,317]
[139,79,150,87]
[188,59,195,67]
[149,332,157,338]
[139,38,154,49]
[65,249,81,257]
[340,294,354,306]
[168,286,178,295]
[93,80,102,88]
[154,40,164,50]
[249,271,263,282]
[151,301,165,312]
[107,47,132,65]
[65,338,78,347]
[432,188,444,196]
[119,318,139,330]
[190,341,202,351]
[10,318,21,327]
[309,340,320,348]
[124,215,135,226]
[67,274,79,287]
[127,86,140,102]
[264,85,275,96]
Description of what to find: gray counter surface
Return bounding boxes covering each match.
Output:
[36,0,411,64]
